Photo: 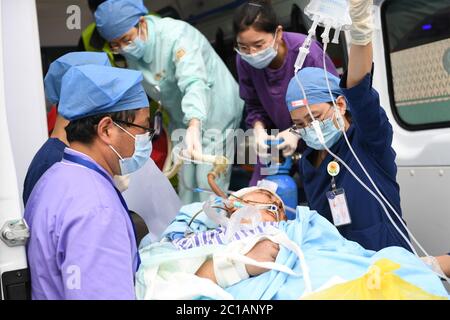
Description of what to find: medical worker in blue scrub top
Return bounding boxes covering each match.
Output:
[285,0,410,251]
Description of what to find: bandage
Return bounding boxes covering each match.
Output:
[212,226,310,290]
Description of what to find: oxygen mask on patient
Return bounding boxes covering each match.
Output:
[201,196,258,242]
[202,188,286,243]
[203,196,262,226]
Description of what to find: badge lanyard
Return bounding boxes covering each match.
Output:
[326,159,352,227]
[63,152,141,271]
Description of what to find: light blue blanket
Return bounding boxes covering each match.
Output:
[138,205,449,299]
[224,207,448,299]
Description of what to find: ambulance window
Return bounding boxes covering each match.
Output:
[381,0,450,130]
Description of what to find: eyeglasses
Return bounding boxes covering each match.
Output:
[289,106,335,137]
[115,120,156,140]
[290,119,333,138]
[110,24,141,54]
[110,36,135,54]
[111,43,130,55]
[235,32,277,55]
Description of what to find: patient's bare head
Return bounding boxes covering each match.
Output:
[232,188,287,222]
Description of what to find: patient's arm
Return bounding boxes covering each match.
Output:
[195,239,280,285]
[195,260,218,283]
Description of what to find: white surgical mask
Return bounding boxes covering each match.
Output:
[236,31,279,69]
[109,122,152,175]
[302,115,343,150]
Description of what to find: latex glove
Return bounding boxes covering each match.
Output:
[275,129,300,157]
[253,122,275,159]
[420,256,446,278]
[349,0,374,46]
[185,118,202,157]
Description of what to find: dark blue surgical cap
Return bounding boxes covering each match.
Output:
[44,52,111,105]
[58,65,149,121]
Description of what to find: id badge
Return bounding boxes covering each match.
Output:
[326,188,351,226]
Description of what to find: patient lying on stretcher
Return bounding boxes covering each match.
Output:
[178,187,288,286]
[172,187,287,249]
[135,186,449,300]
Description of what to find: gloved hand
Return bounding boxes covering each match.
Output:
[349,0,374,46]
[253,122,275,159]
[275,129,300,157]
[185,118,202,157]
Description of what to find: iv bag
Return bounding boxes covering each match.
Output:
[304,0,352,30]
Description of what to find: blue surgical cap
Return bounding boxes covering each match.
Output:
[285,67,344,112]
[58,65,149,121]
[44,52,111,105]
[95,0,149,41]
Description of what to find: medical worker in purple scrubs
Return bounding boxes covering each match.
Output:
[25,65,152,299]
[234,0,338,185]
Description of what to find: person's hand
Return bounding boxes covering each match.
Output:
[420,255,448,278]
[275,129,300,157]
[435,255,450,277]
[253,122,275,159]
[185,118,202,157]
[349,0,374,46]
[244,239,280,276]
